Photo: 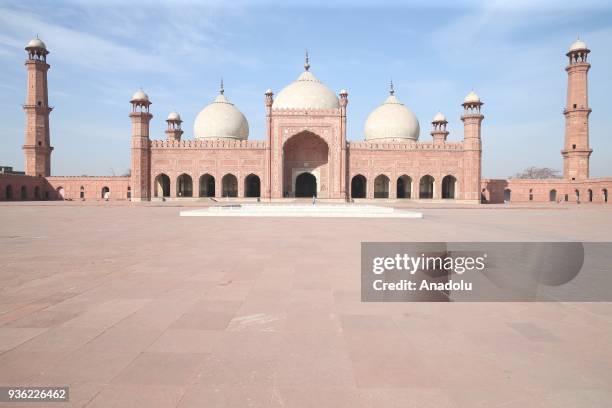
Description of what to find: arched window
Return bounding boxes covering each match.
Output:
[603,189,608,203]
[244,174,261,197]
[20,186,27,200]
[101,186,110,199]
[80,186,85,199]
[222,174,238,197]
[154,174,170,198]
[442,175,456,199]
[588,189,593,202]
[177,174,193,197]
[199,174,215,197]
[549,189,557,202]
[5,185,13,200]
[351,175,366,199]
[127,186,131,199]
[374,175,390,198]
[34,186,40,200]
[396,175,411,199]
[504,189,511,202]
[529,188,533,201]
[419,175,434,199]
[575,189,580,202]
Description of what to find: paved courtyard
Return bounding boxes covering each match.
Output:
[0,203,611,407]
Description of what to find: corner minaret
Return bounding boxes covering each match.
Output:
[562,38,592,180]
[129,90,152,201]
[339,88,349,199]
[23,36,53,177]
[165,111,183,141]
[461,91,484,203]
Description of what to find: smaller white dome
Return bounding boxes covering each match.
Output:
[131,89,149,102]
[464,91,480,104]
[265,88,273,95]
[167,111,181,121]
[364,90,420,142]
[339,89,348,95]
[569,39,588,52]
[432,111,446,122]
[26,37,46,50]
[194,91,249,140]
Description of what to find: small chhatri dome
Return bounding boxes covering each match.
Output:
[194,82,249,140]
[569,38,588,52]
[432,111,446,122]
[167,111,181,121]
[272,53,340,110]
[131,89,149,103]
[464,90,480,104]
[25,36,46,50]
[339,89,348,96]
[364,83,420,142]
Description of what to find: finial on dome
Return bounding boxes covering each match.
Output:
[304,50,310,71]
[389,79,395,96]
[220,77,224,95]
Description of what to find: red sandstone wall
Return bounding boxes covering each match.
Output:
[347,141,471,200]
[0,174,51,200]
[45,176,131,200]
[149,140,267,198]
[482,178,611,204]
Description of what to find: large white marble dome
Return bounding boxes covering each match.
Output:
[273,58,339,110]
[364,86,420,142]
[194,87,249,140]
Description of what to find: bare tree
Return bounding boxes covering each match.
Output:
[121,169,131,177]
[511,166,561,179]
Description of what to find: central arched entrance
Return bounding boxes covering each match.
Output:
[295,173,317,197]
[283,131,329,198]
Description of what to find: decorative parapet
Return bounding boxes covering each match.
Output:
[348,141,464,151]
[271,107,341,116]
[150,139,268,149]
[490,177,612,185]
[46,176,131,180]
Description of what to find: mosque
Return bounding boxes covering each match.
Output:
[0,37,610,204]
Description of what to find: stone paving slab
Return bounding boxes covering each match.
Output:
[0,204,611,407]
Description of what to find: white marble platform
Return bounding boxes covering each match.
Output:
[179,204,423,218]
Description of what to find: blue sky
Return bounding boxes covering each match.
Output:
[1,0,611,178]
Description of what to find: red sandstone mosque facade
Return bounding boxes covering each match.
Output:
[0,38,610,204]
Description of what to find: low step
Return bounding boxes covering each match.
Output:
[180,204,422,218]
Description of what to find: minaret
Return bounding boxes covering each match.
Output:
[562,38,592,180]
[339,88,349,199]
[165,111,183,141]
[461,91,484,202]
[129,90,152,201]
[431,111,449,145]
[264,87,274,200]
[23,36,53,177]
